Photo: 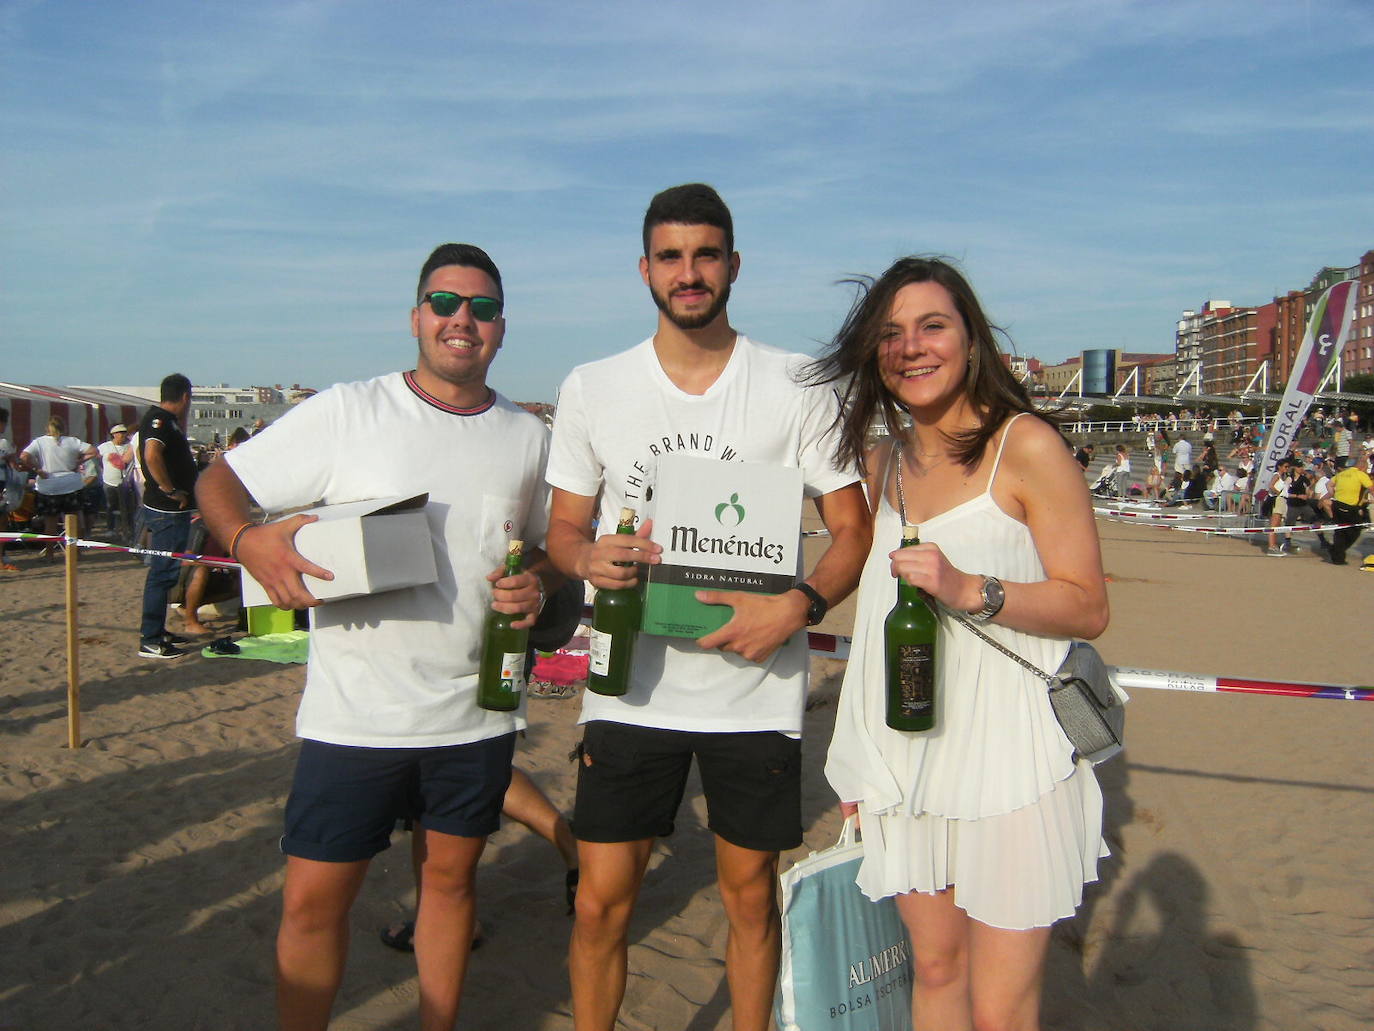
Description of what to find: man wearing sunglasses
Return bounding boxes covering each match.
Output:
[545,184,870,1031]
[197,243,558,1031]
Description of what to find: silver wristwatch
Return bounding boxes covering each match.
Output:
[969,575,1005,623]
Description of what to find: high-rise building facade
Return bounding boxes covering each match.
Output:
[1202,306,1259,395]
[1348,250,1374,379]
[1174,301,1231,393]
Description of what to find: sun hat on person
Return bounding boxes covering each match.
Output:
[110,424,128,434]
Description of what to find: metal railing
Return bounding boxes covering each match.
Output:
[1061,416,1262,435]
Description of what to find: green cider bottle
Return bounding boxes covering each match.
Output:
[588,507,642,697]
[885,524,938,731]
[477,540,530,711]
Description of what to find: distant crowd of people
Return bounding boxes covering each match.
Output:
[0,399,268,612]
[0,408,263,552]
[1077,409,1372,566]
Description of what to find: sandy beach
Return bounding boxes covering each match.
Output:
[2,517,1371,1030]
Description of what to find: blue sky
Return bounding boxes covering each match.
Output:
[4,0,1372,403]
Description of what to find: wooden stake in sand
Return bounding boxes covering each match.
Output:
[64,513,81,749]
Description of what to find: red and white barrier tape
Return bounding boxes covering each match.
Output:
[1111,667,1373,702]
[1165,521,1369,537]
[1093,508,1219,520]
[0,531,241,567]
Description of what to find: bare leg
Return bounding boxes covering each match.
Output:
[41,514,59,558]
[966,920,1052,1031]
[385,766,571,952]
[412,826,487,1031]
[895,888,973,1031]
[714,837,781,1031]
[276,856,370,1031]
[182,565,211,634]
[503,766,578,869]
[569,838,654,1031]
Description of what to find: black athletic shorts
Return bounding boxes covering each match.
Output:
[281,734,516,863]
[571,721,802,853]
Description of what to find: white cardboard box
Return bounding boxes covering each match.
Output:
[643,454,803,638]
[239,494,438,608]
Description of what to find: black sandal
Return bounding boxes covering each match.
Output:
[379,920,415,953]
[379,919,485,953]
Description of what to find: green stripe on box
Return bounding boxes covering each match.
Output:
[642,582,734,638]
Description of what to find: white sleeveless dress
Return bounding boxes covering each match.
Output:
[825,416,1108,930]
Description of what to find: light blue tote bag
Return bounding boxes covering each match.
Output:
[775,817,913,1031]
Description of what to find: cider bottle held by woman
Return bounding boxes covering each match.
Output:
[885,523,937,731]
[477,540,529,711]
[588,507,641,697]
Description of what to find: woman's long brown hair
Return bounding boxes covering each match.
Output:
[803,256,1058,476]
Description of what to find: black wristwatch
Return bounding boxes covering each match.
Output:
[792,582,828,626]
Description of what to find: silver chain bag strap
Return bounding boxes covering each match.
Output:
[894,441,1124,765]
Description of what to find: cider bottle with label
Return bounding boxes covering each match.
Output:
[885,524,937,731]
[588,508,641,697]
[478,540,529,711]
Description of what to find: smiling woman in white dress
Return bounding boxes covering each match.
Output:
[807,257,1110,1031]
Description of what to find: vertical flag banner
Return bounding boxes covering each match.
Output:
[1253,279,1359,500]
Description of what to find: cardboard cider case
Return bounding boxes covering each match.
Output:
[239,494,438,608]
[642,454,803,638]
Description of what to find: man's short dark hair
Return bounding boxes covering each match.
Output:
[161,373,192,402]
[417,244,503,303]
[229,427,250,446]
[642,183,734,256]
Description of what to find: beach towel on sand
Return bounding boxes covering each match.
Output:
[201,630,309,664]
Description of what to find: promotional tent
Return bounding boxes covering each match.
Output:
[0,383,150,449]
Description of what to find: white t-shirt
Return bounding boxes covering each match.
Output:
[24,435,90,473]
[97,441,133,487]
[547,334,858,735]
[23,435,91,495]
[226,372,551,748]
[1172,438,1192,473]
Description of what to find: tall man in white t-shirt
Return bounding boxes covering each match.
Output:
[197,244,558,1031]
[545,184,871,1031]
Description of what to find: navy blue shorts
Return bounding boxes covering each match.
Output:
[572,721,802,852]
[281,734,516,863]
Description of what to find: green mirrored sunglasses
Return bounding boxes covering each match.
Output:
[423,291,503,322]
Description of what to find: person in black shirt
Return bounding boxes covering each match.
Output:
[136,373,197,658]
